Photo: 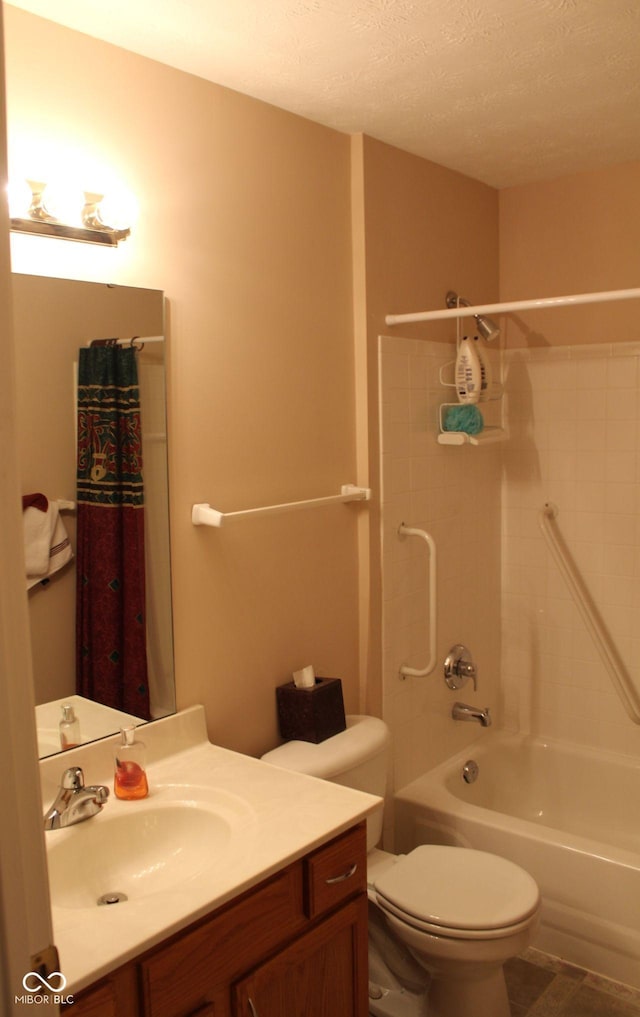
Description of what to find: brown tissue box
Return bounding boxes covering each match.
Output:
[276,677,346,744]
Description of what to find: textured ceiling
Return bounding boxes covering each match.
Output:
[6,0,640,188]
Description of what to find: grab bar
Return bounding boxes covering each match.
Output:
[192,484,371,527]
[398,524,437,679]
[539,502,640,724]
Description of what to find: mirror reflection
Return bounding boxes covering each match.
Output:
[13,274,175,757]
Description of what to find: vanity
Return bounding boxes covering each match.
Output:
[40,707,379,1017]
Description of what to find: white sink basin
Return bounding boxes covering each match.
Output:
[47,801,232,909]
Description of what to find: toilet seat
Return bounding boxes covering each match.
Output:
[374,845,540,941]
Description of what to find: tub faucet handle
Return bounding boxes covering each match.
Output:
[444,644,477,691]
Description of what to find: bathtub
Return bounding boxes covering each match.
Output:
[393,731,640,990]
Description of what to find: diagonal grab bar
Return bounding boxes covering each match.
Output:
[398,524,437,679]
[538,502,640,724]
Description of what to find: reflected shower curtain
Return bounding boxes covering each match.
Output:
[75,343,151,720]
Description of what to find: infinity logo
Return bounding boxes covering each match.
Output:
[22,970,67,992]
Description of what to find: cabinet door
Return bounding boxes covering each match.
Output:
[63,966,139,1017]
[232,895,368,1017]
[141,864,305,1017]
[62,981,117,1017]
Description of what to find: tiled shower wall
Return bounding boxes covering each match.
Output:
[378,336,502,789]
[502,341,640,760]
[379,337,640,791]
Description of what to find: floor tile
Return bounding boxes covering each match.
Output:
[521,948,584,982]
[528,975,582,1016]
[509,948,640,1017]
[584,972,640,1007]
[511,1005,528,1017]
[505,956,556,1009]
[559,984,640,1017]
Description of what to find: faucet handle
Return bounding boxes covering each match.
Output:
[61,766,85,790]
[92,785,110,804]
[444,644,478,691]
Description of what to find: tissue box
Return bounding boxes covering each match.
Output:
[276,677,346,744]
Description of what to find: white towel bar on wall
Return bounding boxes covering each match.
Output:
[192,484,371,527]
[398,524,437,679]
[539,502,640,725]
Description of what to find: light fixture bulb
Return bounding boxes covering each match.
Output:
[42,179,85,226]
[96,186,138,232]
[7,178,33,218]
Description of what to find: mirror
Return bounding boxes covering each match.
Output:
[13,273,175,757]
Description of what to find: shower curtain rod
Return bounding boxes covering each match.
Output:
[86,335,165,346]
[385,286,640,327]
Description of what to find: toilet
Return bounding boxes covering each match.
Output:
[262,715,540,1017]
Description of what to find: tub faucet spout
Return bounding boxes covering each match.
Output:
[452,702,492,727]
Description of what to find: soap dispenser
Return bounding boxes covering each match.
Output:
[114,726,149,800]
[59,703,81,750]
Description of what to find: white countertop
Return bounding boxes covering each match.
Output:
[40,707,380,994]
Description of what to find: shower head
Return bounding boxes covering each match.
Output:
[446,290,501,342]
[475,313,501,343]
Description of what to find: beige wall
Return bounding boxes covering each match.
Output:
[353,136,501,790]
[499,161,640,347]
[5,7,359,757]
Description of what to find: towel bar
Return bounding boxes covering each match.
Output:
[192,485,371,528]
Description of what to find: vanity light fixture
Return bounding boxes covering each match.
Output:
[9,178,133,246]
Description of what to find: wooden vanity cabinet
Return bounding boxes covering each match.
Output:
[233,896,366,1017]
[65,822,368,1017]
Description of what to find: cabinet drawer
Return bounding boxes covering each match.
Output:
[304,823,367,919]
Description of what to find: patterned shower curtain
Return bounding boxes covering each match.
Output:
[75,343,151,720]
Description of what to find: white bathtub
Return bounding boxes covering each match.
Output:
[393,731,640,990]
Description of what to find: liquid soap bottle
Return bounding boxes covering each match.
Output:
[59,703,81,750]
[455,335,482,404]
[114,726,149,800]
[473,335,493,401]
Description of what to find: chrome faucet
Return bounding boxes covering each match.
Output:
[444,644,478,691]
[451,702,492,727]
[43,766,109,830]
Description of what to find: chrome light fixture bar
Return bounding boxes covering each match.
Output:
[9,180,131,246]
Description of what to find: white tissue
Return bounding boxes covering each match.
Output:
[293,665,316,689]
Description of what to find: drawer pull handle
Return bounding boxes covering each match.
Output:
[325,862,358,885]
[248,998,259,1017]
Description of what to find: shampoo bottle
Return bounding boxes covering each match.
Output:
[114,726,149,800]
[473,335,493,401]
[59,703,81,750]
[455,335,482,404]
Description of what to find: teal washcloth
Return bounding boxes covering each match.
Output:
[443,404,484,435]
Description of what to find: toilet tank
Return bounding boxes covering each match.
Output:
[261,715,389,850]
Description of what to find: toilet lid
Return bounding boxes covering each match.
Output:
[374,846,539,933]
